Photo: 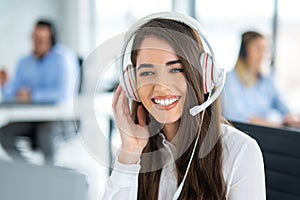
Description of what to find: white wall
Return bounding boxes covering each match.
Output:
[0,0,93,76]
[60,0,95,58]
[0,0,61,75]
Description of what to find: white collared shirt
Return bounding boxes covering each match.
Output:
[102,124,266,200]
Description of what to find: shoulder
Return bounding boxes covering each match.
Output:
[46,47,68,65]
[221,123,263,169]
[221,123,261,156]
[18,54,35,64]
[16,54,36,69]
[258,73,277,92]
[221,124,266,198]
[52,44,77,59]
[51,44,79,67]
[259,73,274,85]
[225,70,236,81]
[225,70,240,86]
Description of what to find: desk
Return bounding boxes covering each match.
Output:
[0,93,115,172]
[0,93,113,127]
[0,104,74,128]
[0,93,117,175]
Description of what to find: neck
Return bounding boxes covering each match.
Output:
[34,48,52,60]
[162,120,180,143]
[236,60,260,87]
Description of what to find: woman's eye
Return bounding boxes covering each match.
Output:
[139,71,154,76]
[170,68,184,73]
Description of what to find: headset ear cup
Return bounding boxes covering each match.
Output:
[200,52,222,94]
[120,64,140,102]
[200,52,214,94]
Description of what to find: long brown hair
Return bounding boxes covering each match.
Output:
[130,18,226,200]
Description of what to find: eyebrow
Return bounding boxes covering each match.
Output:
[166,60,181,66]
[137,63,154,70]
[137,60,181,70]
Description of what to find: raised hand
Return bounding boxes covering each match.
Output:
[17,88,32,103]
[112,85,149,164]
[282,114,300,129]
[0,68,8,87]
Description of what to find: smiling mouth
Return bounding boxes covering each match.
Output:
[152,96,180,107]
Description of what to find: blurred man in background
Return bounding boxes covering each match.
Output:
[0,20,79,164]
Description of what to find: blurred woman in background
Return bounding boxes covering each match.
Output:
[222,31,300,128]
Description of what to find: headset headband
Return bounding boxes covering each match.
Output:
[121,12,216,68]
[120,12,226,116]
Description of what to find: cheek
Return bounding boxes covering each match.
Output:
[176,76,187,96]
[137,84,152,104]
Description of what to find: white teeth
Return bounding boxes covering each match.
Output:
[154,97,179,106]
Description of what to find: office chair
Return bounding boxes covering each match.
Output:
[77,56,84,94]
[232,121,300,200]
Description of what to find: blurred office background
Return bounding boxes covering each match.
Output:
[1,0,299,110]
[0,0,300,199]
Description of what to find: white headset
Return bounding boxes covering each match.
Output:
[119,12,226,117]
[119,12,226,199]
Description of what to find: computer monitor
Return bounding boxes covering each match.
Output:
[0,159,88,200]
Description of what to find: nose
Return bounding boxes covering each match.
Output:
[153,82,169,93]
[153,72,174,93]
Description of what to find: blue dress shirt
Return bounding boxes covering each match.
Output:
[222,70,289,122]
[2,44,79,103]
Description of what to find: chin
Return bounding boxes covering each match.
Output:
[152,112,181,124]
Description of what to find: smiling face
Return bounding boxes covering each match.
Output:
[136,36,187,124]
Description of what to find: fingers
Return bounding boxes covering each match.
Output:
[0,69,8,86]
[121,88,130,115]
[115,85,130,114]
[137,105,147,127]
[17,88,31,103]
[112,84,122,110]
[282,115,300,128]
[112,86,149,153]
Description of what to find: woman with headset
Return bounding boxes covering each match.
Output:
[103,13,265,200]
[222,31,300,128]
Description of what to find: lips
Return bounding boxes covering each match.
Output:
[152,96,180,110]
